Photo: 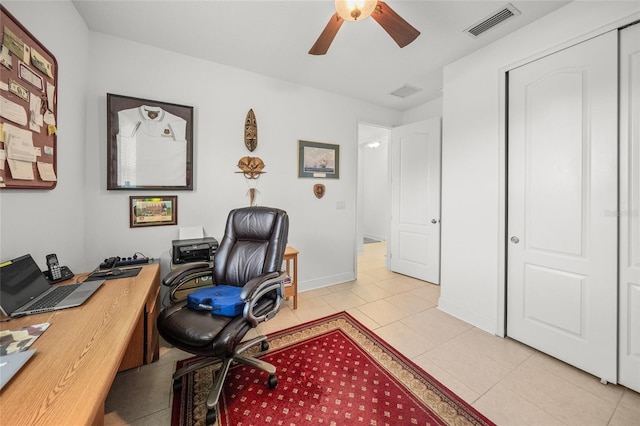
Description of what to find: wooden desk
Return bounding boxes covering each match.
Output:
[0,264,160,425]
[284,246,298,309]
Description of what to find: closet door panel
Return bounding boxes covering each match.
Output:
[619,22,640,393]
[507,30,618,383]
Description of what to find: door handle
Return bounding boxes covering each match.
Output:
[510,236,520,244]
[431,219,439,224]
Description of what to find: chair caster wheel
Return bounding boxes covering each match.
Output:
[268,374,278,389]
[261,340,269,351]
[172,379,182,393]
[206,408,217,425]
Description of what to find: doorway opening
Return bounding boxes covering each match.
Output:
[356,122,391,278]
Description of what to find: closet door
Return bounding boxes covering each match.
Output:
[507,31,618,383]
[619,22,640,393]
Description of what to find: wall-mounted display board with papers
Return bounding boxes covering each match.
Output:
[0,6,58,190]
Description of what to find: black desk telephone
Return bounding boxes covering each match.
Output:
[44,253,74,283]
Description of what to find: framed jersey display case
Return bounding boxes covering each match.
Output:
[107,93,194,190]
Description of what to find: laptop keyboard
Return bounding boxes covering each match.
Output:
[27,284,81,310]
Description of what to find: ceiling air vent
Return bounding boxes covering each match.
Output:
[390,84,422,99]
[464,3,520,38]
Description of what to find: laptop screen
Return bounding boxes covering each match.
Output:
[0,254,51,316]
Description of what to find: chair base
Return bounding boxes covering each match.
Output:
[172,335,278,424]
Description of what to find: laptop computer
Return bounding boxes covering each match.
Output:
[0,254,104,317]
[0,349,36,390]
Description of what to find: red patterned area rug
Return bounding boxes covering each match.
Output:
[171,312,495,426]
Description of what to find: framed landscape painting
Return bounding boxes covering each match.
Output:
[298,140,340,179]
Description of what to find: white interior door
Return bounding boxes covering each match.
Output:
[619,23,640,393]
[390,118,441,284]
[507,31,618,382]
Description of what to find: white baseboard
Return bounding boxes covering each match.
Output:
[299,272,356,293]
[437,297,499,335]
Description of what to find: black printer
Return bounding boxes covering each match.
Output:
[172,237,218,264]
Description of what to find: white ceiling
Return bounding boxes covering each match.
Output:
[72,0,570,112]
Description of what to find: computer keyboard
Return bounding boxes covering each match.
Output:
[28,284,80,310]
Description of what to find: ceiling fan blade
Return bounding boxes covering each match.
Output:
[309,13,344,55]
[371,1,420,48]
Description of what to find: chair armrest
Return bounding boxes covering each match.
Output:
[239,271,282,300]
[162,262,212,286]
[241,271,287,326]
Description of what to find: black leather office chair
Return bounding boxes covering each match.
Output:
[157,206,289,424]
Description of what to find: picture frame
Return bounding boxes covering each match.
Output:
[129,195,178,228]
[298,140,340,179]
[107,93,194,190]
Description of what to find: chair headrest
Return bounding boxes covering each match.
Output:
[229,207,287,241]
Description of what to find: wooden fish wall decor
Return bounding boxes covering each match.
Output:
[244,109,258,152]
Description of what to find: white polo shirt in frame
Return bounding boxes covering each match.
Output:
[116,105,187,187]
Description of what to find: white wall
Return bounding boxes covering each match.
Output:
[362,140,388,242]
[11,0,634,318]
[439,1,640,334]
[403,97,442,124]
[0,1,402,291]
[83,33,401,290]
[0,1,89,270]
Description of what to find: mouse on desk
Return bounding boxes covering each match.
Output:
[110,268,123,276]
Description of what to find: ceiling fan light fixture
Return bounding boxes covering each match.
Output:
[310,1,419,55]
[335,0,377,22]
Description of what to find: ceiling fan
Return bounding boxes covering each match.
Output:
[309,0,420,55]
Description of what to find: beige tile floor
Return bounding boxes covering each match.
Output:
[105,242,640,425]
